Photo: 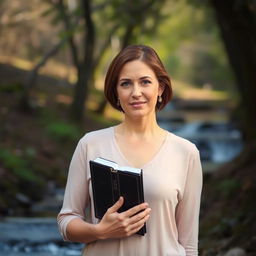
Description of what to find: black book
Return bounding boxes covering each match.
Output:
[89,157,146,236]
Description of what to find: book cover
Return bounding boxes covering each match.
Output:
[89,157,146,236]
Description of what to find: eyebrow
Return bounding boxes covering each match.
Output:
[140,76,152,80]
[119,76,152,81]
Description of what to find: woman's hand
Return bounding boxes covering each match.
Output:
[95,197,151,239]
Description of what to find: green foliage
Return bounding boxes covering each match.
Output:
[24,147,37,158]
[38,107,83,143]
[45,121,81,141]
[209,216,240,237]
[87,111,119,127]
[12,167,40,183]
[58,27,80,40]
[0,149,27,170]
[215,178,241,199]
[0,148,40,183]
[0,82,24,93]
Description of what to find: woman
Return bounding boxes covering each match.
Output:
[57,45,202,256]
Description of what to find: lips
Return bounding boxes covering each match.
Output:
[129,101,146,108]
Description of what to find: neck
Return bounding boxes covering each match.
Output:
[118,114,162,138]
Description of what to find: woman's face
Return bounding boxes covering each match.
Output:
[116,60,163,119]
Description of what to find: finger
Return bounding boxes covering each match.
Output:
[127,214,150,236]
[129,208,151,225]
[107,196,124,214]
[123,202,149,218]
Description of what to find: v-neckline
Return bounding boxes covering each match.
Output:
[111,126,169,169]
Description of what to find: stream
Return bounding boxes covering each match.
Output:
[0,217,84,256]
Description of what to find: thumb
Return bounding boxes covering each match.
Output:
[108,196,124,213]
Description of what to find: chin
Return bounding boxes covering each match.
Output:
[124,109,154,119]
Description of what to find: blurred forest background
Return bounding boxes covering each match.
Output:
[0,0,255,255]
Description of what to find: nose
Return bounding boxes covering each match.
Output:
[131,84,142,98]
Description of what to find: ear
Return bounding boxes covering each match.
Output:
[158,84,165,96]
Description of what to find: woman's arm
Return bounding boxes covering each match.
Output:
[175,146,203,256]
[66,197,150,243]
[57,139,89,241]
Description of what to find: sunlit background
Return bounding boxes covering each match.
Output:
[0,0,255,255]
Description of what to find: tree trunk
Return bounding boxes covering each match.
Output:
[210,0,256,142]
[93,24,119,115]
[121,24,136,49]
[70,0,95,121]
[70,66,89,120]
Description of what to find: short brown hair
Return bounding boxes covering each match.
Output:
[104,45,172,111]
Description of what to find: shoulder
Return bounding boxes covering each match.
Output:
[167,132,199,157]
[78,127,113,146]
[167,133,202,178]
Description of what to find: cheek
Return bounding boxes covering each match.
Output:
[117,90,129,99]
[146,88,159,100]
[116,86,123,98]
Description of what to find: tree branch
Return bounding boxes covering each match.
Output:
[20,37,66,111]
[26,37,66,89]
[49,0,80,68]
[93,24,120,70]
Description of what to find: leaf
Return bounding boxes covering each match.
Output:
[41,6,56,17]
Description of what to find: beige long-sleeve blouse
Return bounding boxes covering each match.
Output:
[57,127,202,256]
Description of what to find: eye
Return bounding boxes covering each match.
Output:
[141,79,151,85]
[120,81,131,87]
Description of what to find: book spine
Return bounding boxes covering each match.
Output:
[138,170,146,235]
[139,170,145,204]
[110,170,120,203]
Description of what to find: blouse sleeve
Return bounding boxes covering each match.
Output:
[175,146,203,256]
[57,138,90,241]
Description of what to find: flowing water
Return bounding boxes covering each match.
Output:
[0,218,84,256]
